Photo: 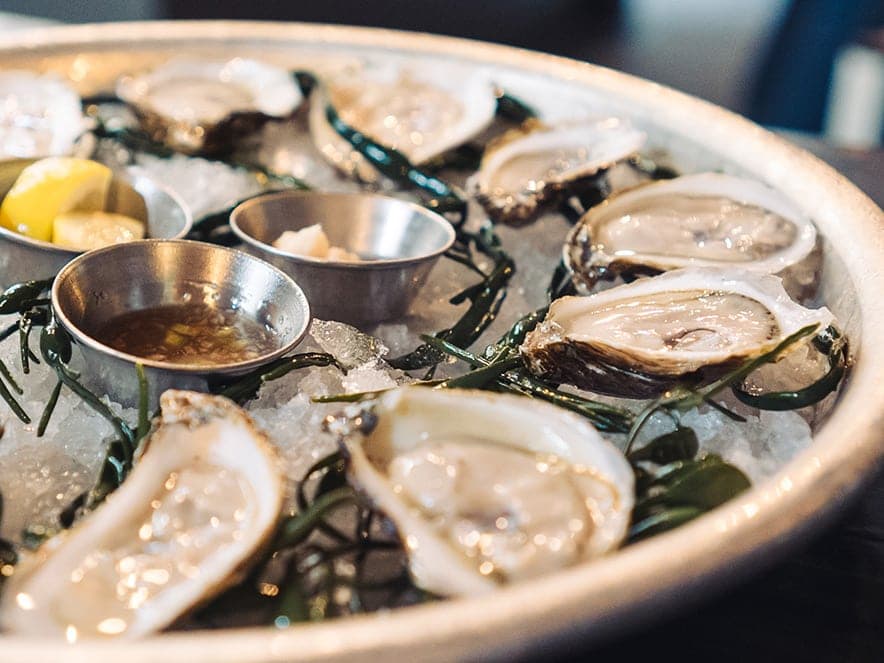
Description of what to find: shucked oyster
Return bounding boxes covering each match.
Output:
[310,61,497,182]
[472,118,646,225]
[337,388,634,597]
[566,173,821,299]
[521,267,834,398]
[117,58,303,154]
[0,71,91,159]
[0,391,283,639]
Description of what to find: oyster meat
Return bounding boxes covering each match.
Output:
[0,390,284,639]
[566,173,820,298]
[337,387,634,597]
[521,267,834,398]
[0,71,90,159]
[310,61,496,182]
[472,118,646,225]
[116,58,303,154]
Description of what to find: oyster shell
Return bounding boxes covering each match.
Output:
[0,390,284,639]
[472,118,647,225]
[566,173,821,299]
[521,267,834,398]
[116,58,303,155]
[0,71,90,159]
[338,387,634,597]
[309,61,497,182]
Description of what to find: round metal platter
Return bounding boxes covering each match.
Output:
[1,20,883,663]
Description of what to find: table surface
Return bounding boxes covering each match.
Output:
[2,13,883,662]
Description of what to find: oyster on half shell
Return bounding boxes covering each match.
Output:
[117,58,303,155]
[566,173,821,299]
[0,71,91,159]
[471,118,647,225]
[336,387,634,597]
[0,390,284,639]
[309,61,497,183]
[521,267,834,398]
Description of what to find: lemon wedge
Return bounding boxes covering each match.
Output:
[52,211,145,251]
[0,157,113,242]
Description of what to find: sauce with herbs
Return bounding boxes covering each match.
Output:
[92,303,278,365]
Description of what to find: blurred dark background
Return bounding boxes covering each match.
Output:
[2,0,883,146]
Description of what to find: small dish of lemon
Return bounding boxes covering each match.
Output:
[0,157,146,251]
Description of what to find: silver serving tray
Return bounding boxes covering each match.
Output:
[1,20,883,663]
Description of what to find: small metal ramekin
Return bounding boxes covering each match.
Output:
[0,158,192,288]
[52,239,311,407]
[230,191,455,326]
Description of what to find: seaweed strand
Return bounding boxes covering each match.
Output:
[625,324,837,454]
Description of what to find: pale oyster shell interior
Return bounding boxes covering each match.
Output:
[309,59,496,181]
[522,267,834,391]
[567,173,820,296]
[558,289,780,369]
[116,57,303,153]
[343,388,634,597]
[117,57,302,125]
[0,71,88,159]
[0,390,284,640]
[472,118,646,223]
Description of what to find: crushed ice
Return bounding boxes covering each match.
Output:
[128,154,264,221]
[0,315,137,541]
[623,403,813,484]
[247,320,406,488]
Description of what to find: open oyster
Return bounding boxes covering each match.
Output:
[117,58,303,155]
[309,61,497,182]
[521,267,834,398]
[0,71,90,159]
[337,387,634,597]
[566,173,820,298]
[0,390,284,639]
[472,118,646,225]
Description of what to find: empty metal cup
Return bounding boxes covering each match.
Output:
[52,239,311,408]
[0,158,192,288]
[230,191,455,327]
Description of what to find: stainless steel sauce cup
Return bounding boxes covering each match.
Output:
[230,191,455,327]
[52,239,311,407]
